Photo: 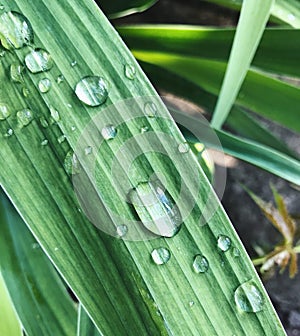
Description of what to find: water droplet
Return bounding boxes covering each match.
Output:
[67,103,72,108]
[0,11,34,49]
[85,146,92,155]
[4,128,13,137]
[193,254,209,273]
[56,74,64,84]
[178,142,190,153]
[217,235,231,252]
[22,87,30,97]
[71,60,77,67]
[64,151,80,175]
[41,139,48,146]
[288,13,296,21]
[0,5,5,11]
[144,102,157,118]
[32,243,40,249]
[234,280,264,313]
[40,116,49,128]
[189,301,195,307]
[70,126,76,132]
[101,125,117,140]
[25,48,53,73]
[124,63,136,80]
[140,126,149,133]
[151,247,171,265]
[0,49,5,57]
[233,247,240,257]
[38,78,51,93]
[57,135,66,144]
[75,76,108,107]
[116,225,128,238]
[54,247,59,251]
[129,180,182,238]
[10,63,24,83]
[0,103,10,120]
[17,108,33,127]
[49,105,60,122]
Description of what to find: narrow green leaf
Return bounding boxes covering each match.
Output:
[211,0,274,129]
[0,190,77,336]
[77,304,101,336]
[0,273,22,336]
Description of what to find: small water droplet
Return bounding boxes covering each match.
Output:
[233,247,240,257]
[124,63,136,80]
[4,128,13,137]
[85,146,92,155]
[144,102,157,118]
[41,139,48,146]
[54,247,59,251]
[38,78,52,93]
[0,4,5,11]
[49,105,60,122]
[178,142,190,153]
[116,225,128,238]
[64,151,80,175]
[217,235,231,252]
[71,60,77,67]
[234,280,264,313]
[288,13,296,21]
[0,103,10,120]
[129,180,182,238]
[101,125,117,140]
[189,301,195,307]
[57,134,66,144]
[193,254,209,273]
[67,103,72,108]
[10,63,24,83]
[151,247,171,265]
[56,74,64,84]
[17,108,33,127]
[70,126,76,132]
[0,11,34,49]
[75,76,108,107]
[40,116,49,128]
[25,48,53,73]
[32,243,40,249]
[22,87,30,97]
[140,126,149,133]
[0,49,5,57]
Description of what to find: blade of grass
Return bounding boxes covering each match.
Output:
[211,0,274,129]
[0,0,286,334]
[0,273,22,336]
[0,190,77,336]
[77,304,101,336]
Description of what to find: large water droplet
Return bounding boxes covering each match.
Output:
[17,108,33,126]
[10,63,24,83]
[193,254,209,273]
[64,151,80,175]
[116,225,128,238]
[0,11,34,49]
[25,48,53,73]
[217,235,231,252]
[234,280,264,313]
[101,125,117,140]
[144,102,157,118]
[124,63,136,80]
[75,76,108,107]
[38,78,51,93]
[0,103,10,120]
[151,247,171,265]
[129,180,182,238]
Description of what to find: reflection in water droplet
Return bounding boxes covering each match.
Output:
[129,180,182,238]
[140,126,149,134]
[25,48,53,73]
[75,76,108,107]
[235,280,264,313]
[41,139,48,146]
[0,103,10,120]
[57,135,66,144]
[56,74,64,84]
[85,146,92,155]
[144,102,157,118]
[193,254,209,273]
[4,128,13,137]
[151,247,171,265]
[49,105,60,122]
[0,11,34,49]
[217,235,231,252]
[38,78,52,93]
[17,108,33,126]
[10,63,24,83]
[116,225,128,238]
[124,63,136,80]
[64,151,80,175]
[101,125,117,140]
[178,142,190,153]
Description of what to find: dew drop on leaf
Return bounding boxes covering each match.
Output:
[101,125,117,140]
[38,78,52,93]
[4,128,13,137]
[124,63,136,80]
[25,48,53,73]
[193,254,209,273]
[64,151,81,175]
[41,139,48,146]
[49,105,60,122]
[10,63,24,83]
[178,142,190,153]
[56,74,65,84]
[151,247,171,265]
[234,280,264,313]
[57,135,66,144]
[84,146,92,155]
[116,225,128,238]
[217,234,231,252]
[75,76,108,107]
[144,102,157,118]
[0,103,10,120]
[17,108,33,127]
[140,126,149,134]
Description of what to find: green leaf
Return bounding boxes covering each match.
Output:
[0,0,286,335]
[77,304,101,336]
[211,0,274,128]
[0,190,77,336]
[0,273,22,336]
[98,0,158,19]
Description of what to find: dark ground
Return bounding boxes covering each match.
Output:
[114,1,300,334]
